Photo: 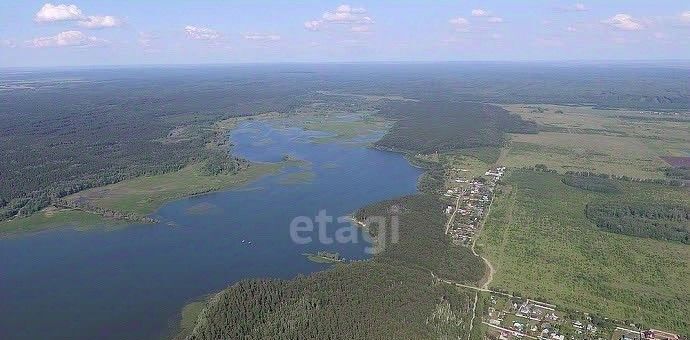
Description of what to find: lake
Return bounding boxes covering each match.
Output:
[0,120,422,340]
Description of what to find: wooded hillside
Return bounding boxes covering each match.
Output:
[182,194,486,339]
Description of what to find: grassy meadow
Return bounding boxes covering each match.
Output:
[500,104,690,179]
[65,162,285,216]
[477,169,690,334]
[0,207,120,235]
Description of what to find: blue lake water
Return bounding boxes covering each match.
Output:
[0,121,422,340]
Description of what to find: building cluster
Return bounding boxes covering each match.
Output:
[616,327,681,340]
[485,296,601,340]
[445,166,505,246]
[485,295,682,340]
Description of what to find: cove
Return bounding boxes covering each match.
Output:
[0,120,422,340]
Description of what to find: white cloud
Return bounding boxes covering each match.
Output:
[602,14,644,31]
[304,20,323,31]
[35,3,83,22]
[306,4,373,33]
[35,3,121,30]
[78,15,121,29]
[471,9,489,17]
[184,25,221,40]
[243,33,281,41]
[27,30,106,48]
[471,9,502,23]
[322,4,372,24]
[449,17,470,32]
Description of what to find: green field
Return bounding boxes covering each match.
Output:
[478,169,689,334]
[64,162,286,217]
[0,208,120,235]
[303,114,390,141]
[500,104,690,179]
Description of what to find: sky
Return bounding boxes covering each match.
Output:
[1,1,689,67]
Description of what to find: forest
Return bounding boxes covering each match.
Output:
[2,63,686,221]
[585,201,690,244]
[0,67,309,220]
[374,101,537,153]
[180,194,486,339]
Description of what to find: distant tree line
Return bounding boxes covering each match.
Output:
[565,170,686,187]
[374,101,537,154]
[561,175,622,193]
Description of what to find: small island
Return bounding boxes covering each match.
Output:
[302,251,345,264]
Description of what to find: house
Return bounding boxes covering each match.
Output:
[642,329,681,340]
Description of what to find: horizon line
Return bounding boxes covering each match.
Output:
[3,58,690,70]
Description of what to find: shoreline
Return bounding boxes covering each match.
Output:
[0,161,290,236]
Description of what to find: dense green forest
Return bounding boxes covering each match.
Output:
[0,68,309,220]
[181,194,486,339]
[375,101,537,153]
[354,194,486,283]
[184,264,474,340]
[562,175,622,193]
[585,202,690,244]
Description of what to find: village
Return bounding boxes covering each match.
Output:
[482,293,682,340]
[442,164,505,246]
[433,160,684,340]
